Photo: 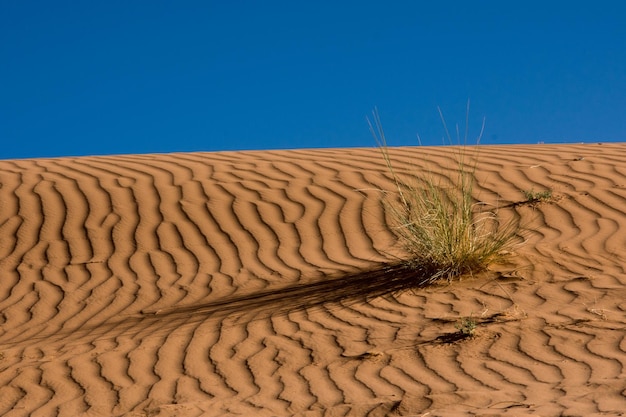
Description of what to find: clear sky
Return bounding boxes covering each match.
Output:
[2,1,625,159]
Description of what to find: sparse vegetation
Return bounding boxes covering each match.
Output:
[455,316,477,336]
[369,104,519,284]
[522,188,553,203]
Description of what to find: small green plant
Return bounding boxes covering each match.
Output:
[455,316,477,336]
[369,104,518,284]
[522,188,553,203]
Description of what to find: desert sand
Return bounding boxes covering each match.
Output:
[0,144,625,416]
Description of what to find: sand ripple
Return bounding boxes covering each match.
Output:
[1,144,625,416]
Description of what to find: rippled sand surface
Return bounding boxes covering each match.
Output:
[1,144,625,416]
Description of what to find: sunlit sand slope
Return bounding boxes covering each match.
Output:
[1,144,625,416]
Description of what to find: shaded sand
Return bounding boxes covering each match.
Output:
[1,144,625,416]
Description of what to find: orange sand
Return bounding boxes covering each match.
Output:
[1,144,625,416]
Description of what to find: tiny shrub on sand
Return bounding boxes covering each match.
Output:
[369,105,518,284]
[522,188,553,203]
[455,316,477,337]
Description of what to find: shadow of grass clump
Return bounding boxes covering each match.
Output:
[32,262,435,346]
[142,261,436,319]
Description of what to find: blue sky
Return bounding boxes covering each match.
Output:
[2,1,625,159]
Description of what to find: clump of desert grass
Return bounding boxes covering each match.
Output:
[369,104,518,284]
[522,188,553,203]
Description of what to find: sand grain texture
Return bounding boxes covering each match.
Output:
[1,144,625,416]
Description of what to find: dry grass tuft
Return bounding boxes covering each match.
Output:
[369,104,519,284]
[522,188,554,203]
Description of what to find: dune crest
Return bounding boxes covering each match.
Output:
[1,144,625,416]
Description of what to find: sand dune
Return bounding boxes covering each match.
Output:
[1,144,625,416]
